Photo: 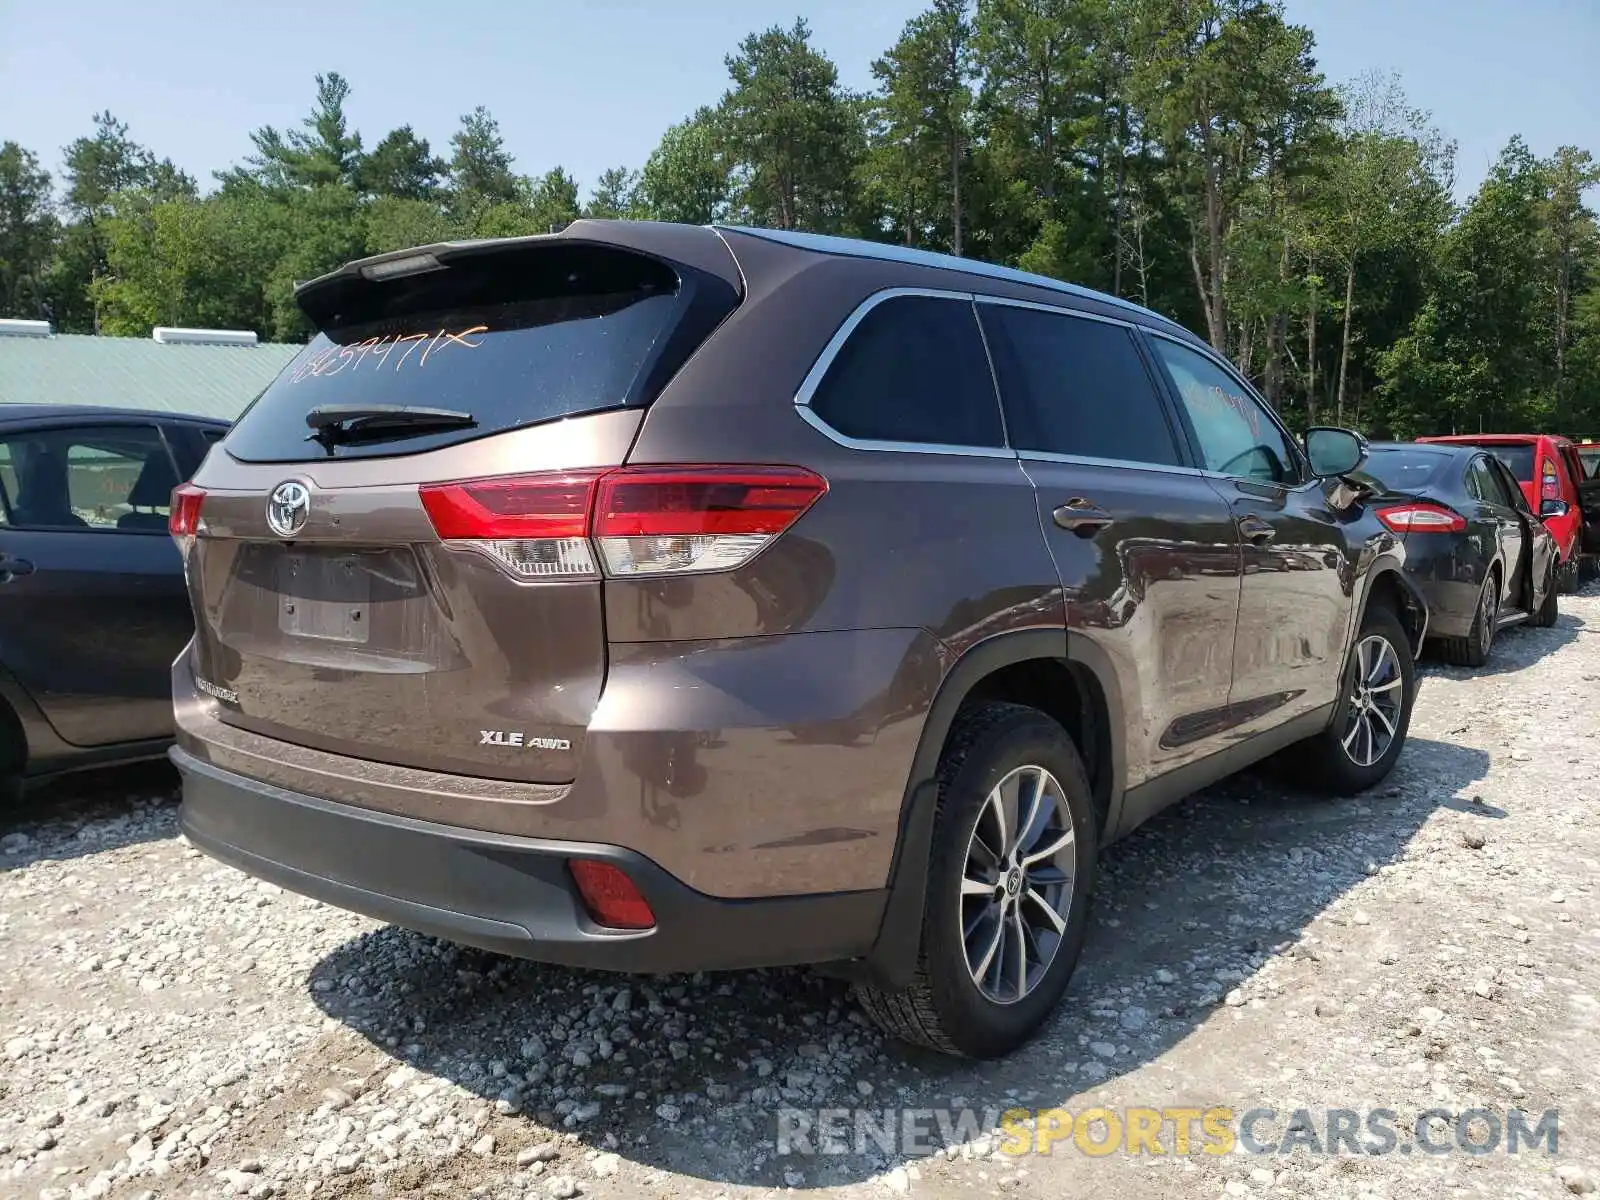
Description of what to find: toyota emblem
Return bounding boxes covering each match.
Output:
[266,480,311,538]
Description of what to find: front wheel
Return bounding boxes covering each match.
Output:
[1295,604,1416,796]
[854,703,1098,1059]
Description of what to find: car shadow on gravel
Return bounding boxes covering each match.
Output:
[0,761,179,873]
[306,735,1491,1190]
[1420,608,1586,678]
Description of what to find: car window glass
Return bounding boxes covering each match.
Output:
[1150,337,1296,483]
[808,295,1005,448]
[978,304,1181,465]
[0,424,176,532]
[0,443,15,526]
[1482,443,1534,481]
[1492,459,1532,512]
[1469,458,1510,507]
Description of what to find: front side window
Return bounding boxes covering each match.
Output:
[979,304,1181,466]
[807,294,1005,448]
[0,424,176,532]
[1151,337,1297,484]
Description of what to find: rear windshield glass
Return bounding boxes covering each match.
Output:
[1580,448,1600,479]
[223,244,709,462]
[1352,447,1450,493]
[1482,444,1535,481]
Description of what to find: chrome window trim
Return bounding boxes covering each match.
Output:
[973,293,1137,330]
[1017,449,1208,478]
[793,287,1018,459]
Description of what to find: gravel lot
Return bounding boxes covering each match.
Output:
[4,585,1599,1200]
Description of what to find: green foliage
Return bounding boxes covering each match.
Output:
[360,127,447,200]
[0,142,58,319]
[3,13,1595,439]
[636,109,729,224]
[586,167,641,220]
[719,19,865,233]
[449,106,518,206]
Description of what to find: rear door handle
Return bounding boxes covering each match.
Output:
[1238,516,1275,544]
[1052,499,1115,537]
[0,556,35,581]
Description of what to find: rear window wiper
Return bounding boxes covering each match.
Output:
[305,404,476,451]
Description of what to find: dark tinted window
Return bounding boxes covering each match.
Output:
[979,305,1180,464]
[1151,337,1298,483]
[1486,457,1530,511]
[1467,457,1515,507]
[224,244,735,463]
[1579,448,1600,479]
[0,424,176,532]
[809,295,1004,447]
[1482,443,1534,481]
[1352,447,1450,493]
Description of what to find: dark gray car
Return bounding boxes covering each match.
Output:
[0,404,227,794]
[169,222,1428,1058]
[1348,442,1560,666]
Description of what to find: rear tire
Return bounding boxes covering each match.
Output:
[854,702,1097,1059]
[0,703,24,806]
[1557,556,1580,594]
[1530,561,1560,628]
[1296,603,1416,796]
[1441,569,1499,668]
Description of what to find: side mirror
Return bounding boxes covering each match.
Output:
[1304,426,1368,479]
[1540,498,1570,520]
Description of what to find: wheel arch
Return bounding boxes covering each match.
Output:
[845,628,1124,990]
[1360,561,1428,659]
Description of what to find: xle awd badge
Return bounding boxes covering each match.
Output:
[266,480,311,538]
[480,730,572,752]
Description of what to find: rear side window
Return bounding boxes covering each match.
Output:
[979,304,1180,465]
[0,424,177,532]
[807,295,1004,448]
[224,244,737,463]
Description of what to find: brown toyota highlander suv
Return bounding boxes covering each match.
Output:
[170,221,1428,1058]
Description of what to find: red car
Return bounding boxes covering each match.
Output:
[1417,433,1600,589]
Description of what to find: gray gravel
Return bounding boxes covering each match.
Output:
[3,584,1599,1200]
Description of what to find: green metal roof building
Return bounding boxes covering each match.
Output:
[0,321,300,422]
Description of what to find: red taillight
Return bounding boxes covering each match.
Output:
[419,471,603,540]
[593,465,826,576]
[170,482,206,538]
[1376,502,1466,533]
[418,465,826,579]
[568,859,655,930]
[1541,458,1560,501]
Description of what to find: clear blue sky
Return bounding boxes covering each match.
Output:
[1,0,1594,203]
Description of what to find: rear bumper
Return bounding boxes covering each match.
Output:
[174,747,885,973]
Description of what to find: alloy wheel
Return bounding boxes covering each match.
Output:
[1340,634,1405,768]
[959,765,1077,1004]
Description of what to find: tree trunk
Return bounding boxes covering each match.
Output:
[1336,260,1355,426]
[1306,278,1318,427]
[1555,247,1570,425]
[1112,103,1128,296]
[951,127,963,257]
[1202,156,1226,351]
